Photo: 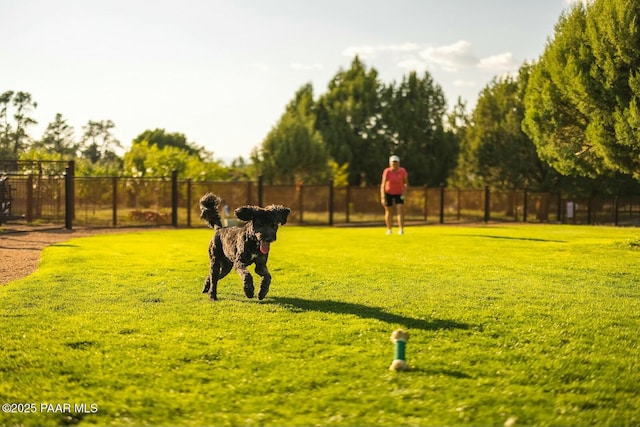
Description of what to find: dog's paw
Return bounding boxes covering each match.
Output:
[244,285,255,299]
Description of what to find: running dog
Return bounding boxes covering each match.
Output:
[199,193,290,301]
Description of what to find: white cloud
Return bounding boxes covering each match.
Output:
[290,62,324,71]
[396,58,430,74]
[342,43,421,59]
[343,39,518,77]
[477,52,519,72]
[342,45,376,59]
[453,79,476,88]
[420,40,478,72]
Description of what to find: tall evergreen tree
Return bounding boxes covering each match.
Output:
[315,57,387,186]
[523,0,640,181]
[462,65,558,191]
[252,83,329,184]
[383,71,453,186]
[0,91,38,158]
[37,113,78,157]
[447,97,473,187]
[80,120,121,164]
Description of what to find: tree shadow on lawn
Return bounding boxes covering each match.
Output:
[456,234,566,243]
[268,296,470,332]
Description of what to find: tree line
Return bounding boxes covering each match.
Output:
[2,0,639,197]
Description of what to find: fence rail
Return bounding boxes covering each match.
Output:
[1,167,639,229]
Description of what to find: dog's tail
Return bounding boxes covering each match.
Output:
[199,193,223,229]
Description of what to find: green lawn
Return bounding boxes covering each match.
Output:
[1,225,639,426]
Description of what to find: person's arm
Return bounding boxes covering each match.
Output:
[380,170,387,205]
[402,171,408,198]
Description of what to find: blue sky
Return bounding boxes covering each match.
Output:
[1,0,579,162]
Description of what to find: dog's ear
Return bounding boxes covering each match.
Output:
[270,205,291,225]
[235,206,257,222]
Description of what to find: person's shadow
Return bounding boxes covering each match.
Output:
[266,296,469,332]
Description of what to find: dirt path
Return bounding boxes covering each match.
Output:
[0,227,158,285]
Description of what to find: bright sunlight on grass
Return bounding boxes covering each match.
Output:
[1,225,639,426]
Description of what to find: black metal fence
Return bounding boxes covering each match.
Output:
[1,162,639,229]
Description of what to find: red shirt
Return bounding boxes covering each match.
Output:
[382,167,407,195]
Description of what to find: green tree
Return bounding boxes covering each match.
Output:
[132,128,208,159]
[80,120,121,164]
[383,71,454,186]
[447,97,473,187]
[0,91,38,158]
[328,160,349,187]
[523,0,640,181]
[252,83,330,185]
[463,65,559,191]
[78,120,122,175]
[315,57,387,186]
[122,140,227,180]
[36,113,78,158]
[0,91,13,158]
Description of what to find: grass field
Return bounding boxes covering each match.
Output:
[1,224,639,426]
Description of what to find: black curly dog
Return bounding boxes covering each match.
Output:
[199,193,291,301]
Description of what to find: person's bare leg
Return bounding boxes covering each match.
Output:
[384,206,393,233]
[397,204,405,234]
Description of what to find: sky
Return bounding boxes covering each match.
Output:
[1,0,580,163]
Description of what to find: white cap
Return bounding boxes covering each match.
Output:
[389,155,400,162]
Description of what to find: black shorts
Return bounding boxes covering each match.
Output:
[384,193,404,207]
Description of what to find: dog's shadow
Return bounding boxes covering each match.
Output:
[267,296,469,332]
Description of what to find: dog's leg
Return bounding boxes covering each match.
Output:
[209,273,219,301]
[202,276,210,293]
[236,264,254,298]
[205,260,221,301]
[203,242,219,300]
[219,259,233,280]
[204,260,231,295]
[255,263,272,300]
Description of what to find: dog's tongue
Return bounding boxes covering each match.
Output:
[259,241,270,254]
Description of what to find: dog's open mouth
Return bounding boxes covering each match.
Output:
[259,240,271,254]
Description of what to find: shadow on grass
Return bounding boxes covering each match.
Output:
[268,296,469,332]
[459,234,566,243]
[408,366,473,379]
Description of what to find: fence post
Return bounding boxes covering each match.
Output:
[26,175,34,223]
[171,170,178,227]
[484,185,490,223]
[439,184,445,224]
[112,176,118,227]
[587,198,592,225]
[557,191,562,223]
[614,196,619,226]
[297,182,304,225]
[258,175,263,206]
[523,187,528,223]
[423,185,428,221]
[328,179,334,226]
[64,163,74,230]
[345,186,351,224]
[187,179,192,228]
